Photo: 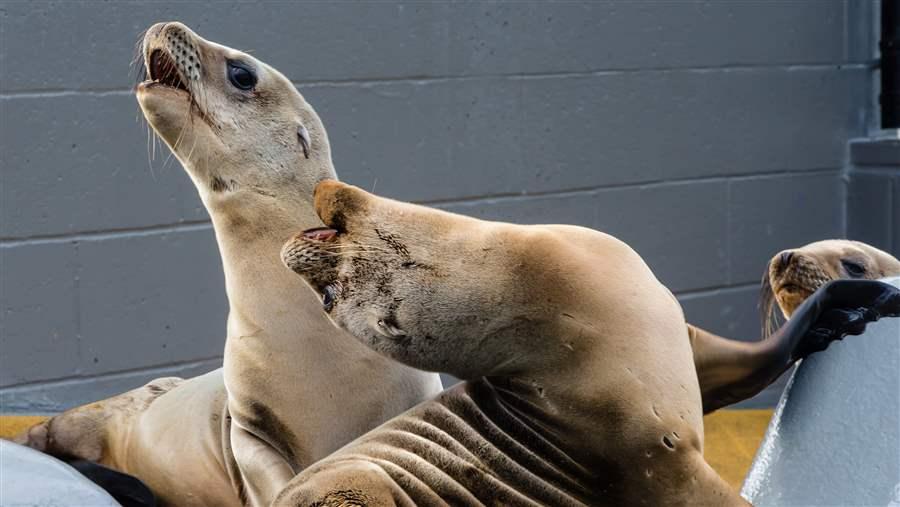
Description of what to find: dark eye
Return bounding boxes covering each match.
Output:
[841,259,866,278]
[227,61,257,90]
[322,284,337,312]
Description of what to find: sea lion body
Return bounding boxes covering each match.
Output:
[277,181,900,505]
[277,181,747,506]
[279,382,632,506]
[279,379,726,507]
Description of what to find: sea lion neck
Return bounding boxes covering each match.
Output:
[207,170,429,463]
[466,376,646,503]
[482,368,611,464]
[456,379,601,499]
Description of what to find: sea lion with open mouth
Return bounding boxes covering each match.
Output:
[15,22,442,507]
[276,181,900,505]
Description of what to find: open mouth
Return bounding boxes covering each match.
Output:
[302,227,339,241]
[778,283,803,292]
[145,49,189,93]
[776,282,814,296]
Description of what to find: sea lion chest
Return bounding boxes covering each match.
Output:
[275,381,611,506]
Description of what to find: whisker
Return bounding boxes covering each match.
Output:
[131,29,149,87]
[313,248,396,259]
[759,263,778,339]
[146,121,156,181]
[327,244,394,254]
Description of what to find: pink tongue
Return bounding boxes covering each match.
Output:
[303,228,338,241]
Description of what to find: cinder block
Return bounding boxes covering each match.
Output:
[74,227,227,376]
[0,242,81,387]
[845,0,878,62]
[313,68,865,203]
[846,172,893,251]
[440,180,728,293]
[728,172,843,286]
[678,285,761,343]
[0,94,207,239]
[1,1,850,92]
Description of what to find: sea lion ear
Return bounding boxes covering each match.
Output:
[298,124,311,159]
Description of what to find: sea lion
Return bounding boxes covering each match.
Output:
[15,22,442,507]
[275,181,900,505]
[762,239,900,325]
[12,21,891,504]
[689,239,900,412]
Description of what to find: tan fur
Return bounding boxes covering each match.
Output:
[276,181,747,506]
[14,23,440,506]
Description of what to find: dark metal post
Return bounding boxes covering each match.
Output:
[882,0,900,128]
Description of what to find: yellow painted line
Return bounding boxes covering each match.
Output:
[703,409,773,490]
[0,416,47,439]
[2,410,772,491]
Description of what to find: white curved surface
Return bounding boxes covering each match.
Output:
[0,440,119,507]
[742,277,900,506]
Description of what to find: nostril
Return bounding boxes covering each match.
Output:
[779,251,794,271]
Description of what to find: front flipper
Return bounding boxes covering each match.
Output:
[229,423,296,507]
[787,280,900,361]
[788,280,900,364]
[12,377,183,461]
[693,279,900,413]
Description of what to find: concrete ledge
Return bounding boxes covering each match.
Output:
[849,136,900,167]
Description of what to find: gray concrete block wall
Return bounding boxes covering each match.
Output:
[0,1,880,412]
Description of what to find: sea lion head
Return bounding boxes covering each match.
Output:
[281,180,667,381]
[280,180,524,379]
[761,239,900,332]
[135,22,332,208]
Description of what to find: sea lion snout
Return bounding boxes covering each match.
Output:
[772,250,794,277]
[141,22,203,92]
[280,231,339,283]
[769,250,828,294]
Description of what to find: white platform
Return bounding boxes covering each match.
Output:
[742,277,900,505]
[0,440,118,507]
